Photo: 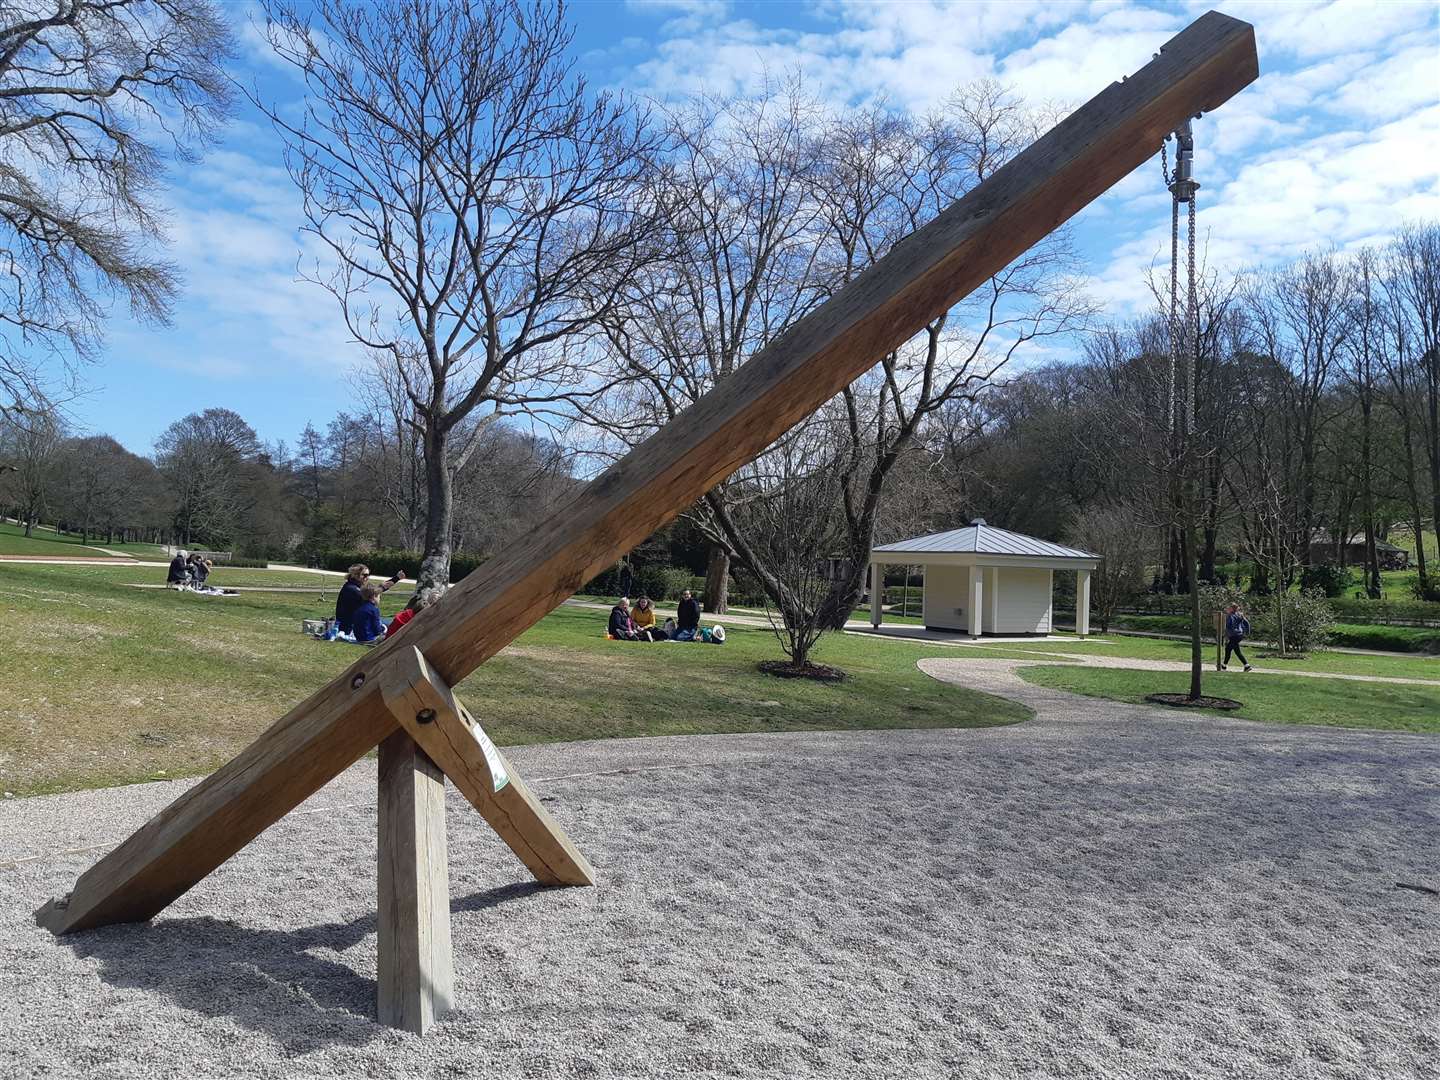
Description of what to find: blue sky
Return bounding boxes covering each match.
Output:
[73,0,1440,456]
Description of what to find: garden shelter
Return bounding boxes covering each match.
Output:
[870,521,1100,637]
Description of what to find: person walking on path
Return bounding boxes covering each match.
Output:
[1222,603,1252,672]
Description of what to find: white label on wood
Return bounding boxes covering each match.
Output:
[459,704,509,792]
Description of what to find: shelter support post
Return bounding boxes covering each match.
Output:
[871,561,883,627]
[1077,569,1092,638]
[376,730,453,1035]
[969,571,984,639]
[987,567,1001,635]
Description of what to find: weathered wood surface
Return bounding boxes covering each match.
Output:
[381,647,594,887]
[36,11,1258,935]
[376,731,454,1034]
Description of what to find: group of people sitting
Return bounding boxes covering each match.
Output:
[326,563,441,644]
[166,551,222,593]
[607,590,724,643]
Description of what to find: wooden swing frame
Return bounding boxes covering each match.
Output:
[36,11,1258,1035]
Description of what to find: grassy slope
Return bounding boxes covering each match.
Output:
[0,520,169,558]
[0,564,1028,796]
[1016,663,1440,733]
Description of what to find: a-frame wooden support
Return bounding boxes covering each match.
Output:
[34,10,1258,1035]
[369,647,590,1033]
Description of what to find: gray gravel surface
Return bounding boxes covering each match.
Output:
[2,660,1437,1080]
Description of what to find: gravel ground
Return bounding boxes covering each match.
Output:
[2,659,1437,1080]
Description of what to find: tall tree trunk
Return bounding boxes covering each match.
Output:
[1361,400,1381,597]
[703,544,729,614]
[417,427,453,590]
[1184,523,1202,700]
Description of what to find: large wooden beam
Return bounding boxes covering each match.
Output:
[36,11,1258,935]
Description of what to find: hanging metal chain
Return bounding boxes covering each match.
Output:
[1187,188,1199,440]
[1168,179,1179,437]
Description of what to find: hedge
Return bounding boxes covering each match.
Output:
[313,549,486,582]
[216,556,269,569]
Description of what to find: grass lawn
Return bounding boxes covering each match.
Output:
[973,630,1440,681]
[1015,663,1440,733]
[0,563,1028,797]
[0,520,169,558]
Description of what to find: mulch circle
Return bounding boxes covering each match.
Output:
[1145,693,1243,710]
[757,660,847,682]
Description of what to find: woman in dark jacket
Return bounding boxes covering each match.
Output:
[167,551,189,586]
[608,597,640,640]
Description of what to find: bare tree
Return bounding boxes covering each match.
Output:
[810,86,1090,627]
[1386,222,1440,589]
[0,404,60,533]
[592,82,827,613]
[0,0,232,416]
[1066,503,1149,633]
[742,422,848,672]
[259,0,657,590]
[155,407,261,548]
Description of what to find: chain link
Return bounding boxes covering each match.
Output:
[1187,189,1199,438]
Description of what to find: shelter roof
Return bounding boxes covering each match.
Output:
[873,521,1096,561]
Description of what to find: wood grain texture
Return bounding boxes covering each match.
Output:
[376,731,454,1035]
[381,647,595,887]
[35,11,1258,935]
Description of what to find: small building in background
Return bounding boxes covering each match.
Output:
[870,520,1099,637]
[1305,531,1410,571]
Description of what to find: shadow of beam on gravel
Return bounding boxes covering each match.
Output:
[58,881,548,1048]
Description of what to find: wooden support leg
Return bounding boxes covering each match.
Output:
[381,646,595,887]
[377,730,453,1034]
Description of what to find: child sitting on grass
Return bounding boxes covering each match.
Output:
[353,581,386,643]
[386,585,441,637]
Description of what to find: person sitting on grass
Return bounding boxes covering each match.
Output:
[608,597,641,641]
[189,554,211,588]
[386,585,441,638]
[352,581,387,643]
[167,550,189,588]
[1222,603,1253,672]
[336,563,404,635]
[675,588,700,642]
[631,595,665,641]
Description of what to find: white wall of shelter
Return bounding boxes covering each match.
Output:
[869,521,1100,638]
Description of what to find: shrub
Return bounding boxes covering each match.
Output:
[1300,563,1353,598]
[1330,597,1440,626]
[1411,578,1440,603]
[1329,623,1440,654]
[313,549,485,582]
[634,564,694,601]
[216,556,269,569]
[1199,582,1333,653]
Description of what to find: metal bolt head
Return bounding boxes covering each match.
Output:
[350,672,366,690]
[416,708,436,725]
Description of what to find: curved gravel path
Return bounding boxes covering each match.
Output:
[1,662,1437,1080]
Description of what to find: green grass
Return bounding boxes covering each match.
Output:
[1016,663,1440,733]
[0,520,170,558]
[982,628,1440,680]
[0,563,1028,796]
[1104,613,1440,655]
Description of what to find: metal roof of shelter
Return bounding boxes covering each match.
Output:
[872,520,1096,561]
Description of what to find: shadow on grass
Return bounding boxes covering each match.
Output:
[59,881,545,1049]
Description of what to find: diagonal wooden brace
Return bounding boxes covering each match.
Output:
[380,647,594,887]
[34,11,1258,938]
